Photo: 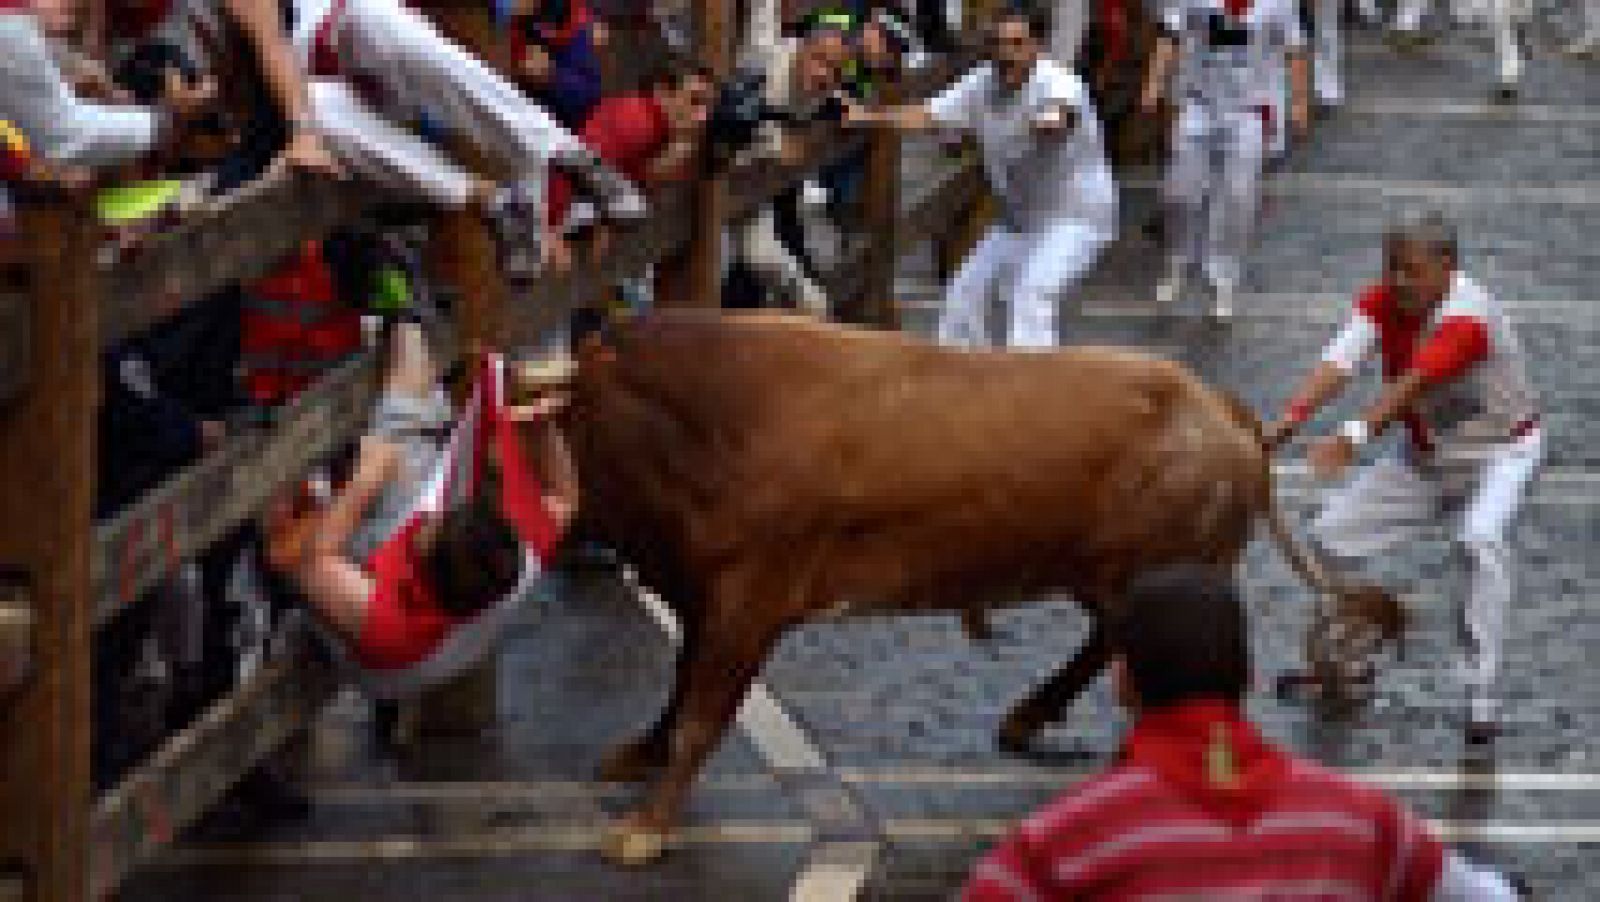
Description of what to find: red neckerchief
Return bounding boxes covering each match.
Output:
[0,0,31,12]
[1120,697,1291,829]
[1359,283,1437,456]
[1224,0,1250,19]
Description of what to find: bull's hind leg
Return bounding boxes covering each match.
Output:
[602,613,783,865]
[997,618,1109,756]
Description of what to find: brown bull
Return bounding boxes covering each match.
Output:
[556,311,1400,864]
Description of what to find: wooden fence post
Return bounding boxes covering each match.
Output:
[849,82,903,329]
[659,0,733,308]
[0,199,98,902]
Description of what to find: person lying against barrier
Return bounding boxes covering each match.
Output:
[264,322,578,696]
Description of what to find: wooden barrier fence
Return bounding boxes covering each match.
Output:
[0,11,992,900]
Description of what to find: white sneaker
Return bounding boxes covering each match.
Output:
[1154,263,1185,305]
[1465,689,1501,743]
[1562,33,1600,58]
[1210,276,1237,320]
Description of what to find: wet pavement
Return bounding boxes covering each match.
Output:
[121,28,1599,902]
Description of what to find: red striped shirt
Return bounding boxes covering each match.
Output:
[963,703,1444,901]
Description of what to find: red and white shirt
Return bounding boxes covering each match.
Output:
[962,700,1451,901]
[1321,272,1540,458]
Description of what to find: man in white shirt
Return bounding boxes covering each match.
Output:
[1265,210,1543,742]
[1141,0,1310,319]
[1390,0,1529,99]
[846,6,1117,348]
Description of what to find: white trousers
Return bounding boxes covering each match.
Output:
[1311,429,1544,698]
[1394,0,1527,83]
[1166,103,1264,288]
[1312,0,1345,105]
[938,219,1110,349]
[306,0,581,205]
[1051,0,1088,66]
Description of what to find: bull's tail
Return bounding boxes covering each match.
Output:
[1261,470,1409,649]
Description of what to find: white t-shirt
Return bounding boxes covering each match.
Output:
[1164,0,1305,112]
[927,57,1117,235]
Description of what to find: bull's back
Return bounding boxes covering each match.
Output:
[573,314,1265,608]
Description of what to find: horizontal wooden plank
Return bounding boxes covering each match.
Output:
[0,579,31,697]
[499,183,696,345]
[0,292,27,406]
[90,626,336,899]
[93,353,378,627]
[98,171,366,350]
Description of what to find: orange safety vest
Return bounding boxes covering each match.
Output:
[241,241,361,406]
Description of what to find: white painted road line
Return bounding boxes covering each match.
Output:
[1340,98,1600,123]
[834,767,1600,793]
[303,768,1600,806]
[149,816,1600,868]
[624,570,879,900]
[790,842,879,902]
[880,818,1600,844]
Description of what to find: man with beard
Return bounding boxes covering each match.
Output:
[845,6,1116,348]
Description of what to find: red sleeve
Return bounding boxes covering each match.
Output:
[961,830,1056,901]
[1374,792,1446,902]
[1411,317,1490,384]
[546,171,574,228]
[1355,283,1393,321]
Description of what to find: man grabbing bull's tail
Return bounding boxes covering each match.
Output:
[1266,209,1544,743]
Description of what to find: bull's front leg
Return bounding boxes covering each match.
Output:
[599,618,699,783]
[602,618,782,866]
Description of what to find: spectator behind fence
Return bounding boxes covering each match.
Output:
[962,566,1523,901]
[545,56,713,272]
[509,0,603,129]
[723,17,850,313]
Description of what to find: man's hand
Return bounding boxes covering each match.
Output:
[542,232,574,274]
[1262,419,1295,452]
[198,419,227,453]
[508,391,571,422]
[1138,84,1163,117]
[1290,99,1312,140]
[162,69,217,125]
[841,97,875,129]
[278,128,343,177]
[1308,434,1357,479]
[521,43,553,86]
[1031,103,1071,135]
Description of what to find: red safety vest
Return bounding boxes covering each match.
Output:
[241,241,361,406]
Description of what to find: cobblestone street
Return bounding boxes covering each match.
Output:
[121,26,1598,902]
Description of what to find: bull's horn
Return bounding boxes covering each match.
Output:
[514,355,577,389]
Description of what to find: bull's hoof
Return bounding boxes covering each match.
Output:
[601,819,674,866]
[597,740,665,783]
[996,716,1042,757]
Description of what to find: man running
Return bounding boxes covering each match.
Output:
[1141,0,1311,318]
